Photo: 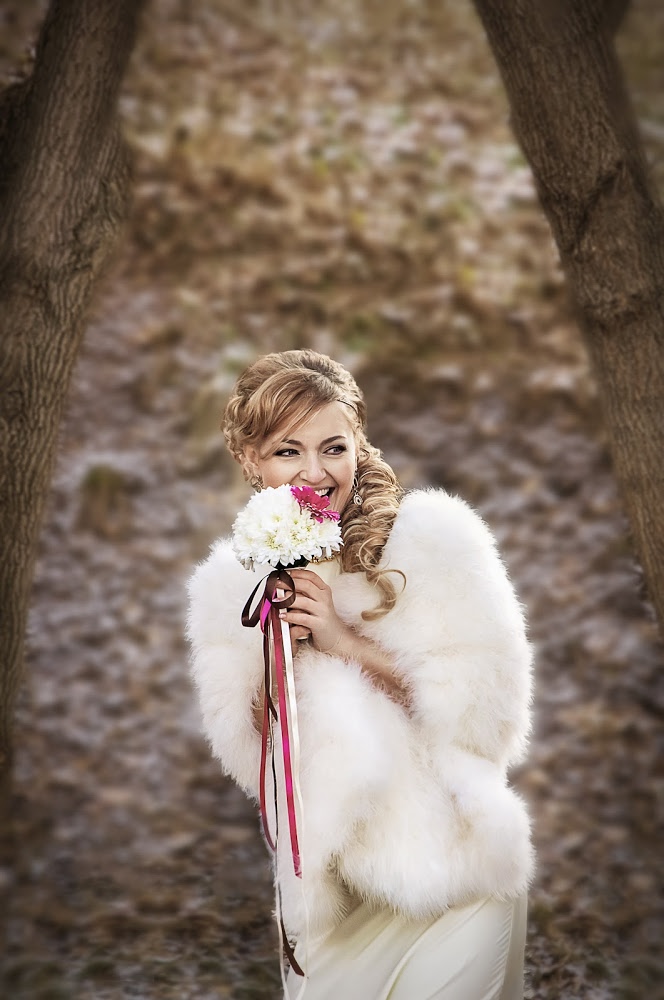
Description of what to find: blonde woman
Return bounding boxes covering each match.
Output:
[187,349,533,999]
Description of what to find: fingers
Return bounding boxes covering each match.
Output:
[284,593,319,615]
[289,569,327,591]
[289,622,312,657]
[289,624,312,643]
[289,579,329,604]
[281,609,317,629]
[282,570,339,643]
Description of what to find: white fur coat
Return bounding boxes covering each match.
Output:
[186,489,534,939]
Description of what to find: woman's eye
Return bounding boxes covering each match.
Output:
[326,445,346,455]
[275,448,298,457]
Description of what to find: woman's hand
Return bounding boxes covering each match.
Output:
[282,569,411,711]
[281,569,347,653]
[288,623,313,647]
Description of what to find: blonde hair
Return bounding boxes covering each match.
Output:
[223,349,404,619]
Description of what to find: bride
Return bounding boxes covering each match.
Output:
[187,349,533,999]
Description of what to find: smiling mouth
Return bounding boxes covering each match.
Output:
[315,487,334,497]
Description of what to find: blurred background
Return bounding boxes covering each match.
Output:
[1,1,662,997]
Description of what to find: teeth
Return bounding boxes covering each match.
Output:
[315,488,332,496]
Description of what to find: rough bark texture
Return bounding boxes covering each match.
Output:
[0,0,145,809]
[472,0,664,639]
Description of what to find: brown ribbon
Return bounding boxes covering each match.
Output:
[241,567,306,980]
[241,568,297,626]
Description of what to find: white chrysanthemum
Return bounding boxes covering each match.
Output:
[231,484,342,570]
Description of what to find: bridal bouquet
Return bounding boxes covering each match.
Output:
[232,483,342,571]
[233,484,342,982]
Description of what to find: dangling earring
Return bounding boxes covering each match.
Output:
[250,473,264,492]
[352,472,362,506]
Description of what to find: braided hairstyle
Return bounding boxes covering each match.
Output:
[222,349,404,619]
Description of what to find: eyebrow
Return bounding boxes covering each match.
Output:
[278,435,347,447]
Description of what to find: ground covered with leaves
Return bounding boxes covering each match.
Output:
[1,2,663,998]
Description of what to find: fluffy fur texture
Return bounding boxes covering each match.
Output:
[186,489,534,939]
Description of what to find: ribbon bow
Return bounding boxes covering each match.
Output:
[241,568,297,629]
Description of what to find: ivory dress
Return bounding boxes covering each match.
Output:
[187,489,534,1000]
[286,894,527,1000]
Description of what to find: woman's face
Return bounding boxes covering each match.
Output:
[244,401,357,514]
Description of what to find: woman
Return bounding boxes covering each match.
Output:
[187,349,533,999]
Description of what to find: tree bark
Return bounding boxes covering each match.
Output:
[0,0,145,811]
[472,0,664,638]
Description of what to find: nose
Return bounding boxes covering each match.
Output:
[300,454,326,484]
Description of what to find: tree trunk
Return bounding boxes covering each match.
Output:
[0,0,145,812]
[472,0,664,640]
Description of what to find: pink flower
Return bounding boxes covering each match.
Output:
[290,485,341,523]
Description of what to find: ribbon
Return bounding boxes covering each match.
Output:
[242,568,306,981]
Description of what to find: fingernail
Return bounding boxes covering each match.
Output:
[279,609,285,618]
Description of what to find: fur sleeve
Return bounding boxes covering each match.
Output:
[376,489,533,770]
[185,539,264,798]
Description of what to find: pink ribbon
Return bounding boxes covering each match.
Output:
[242,570,305,978]
[241,570,300,865]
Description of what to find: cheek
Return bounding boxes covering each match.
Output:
[337,457,356,494]
[258,460,290,489]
